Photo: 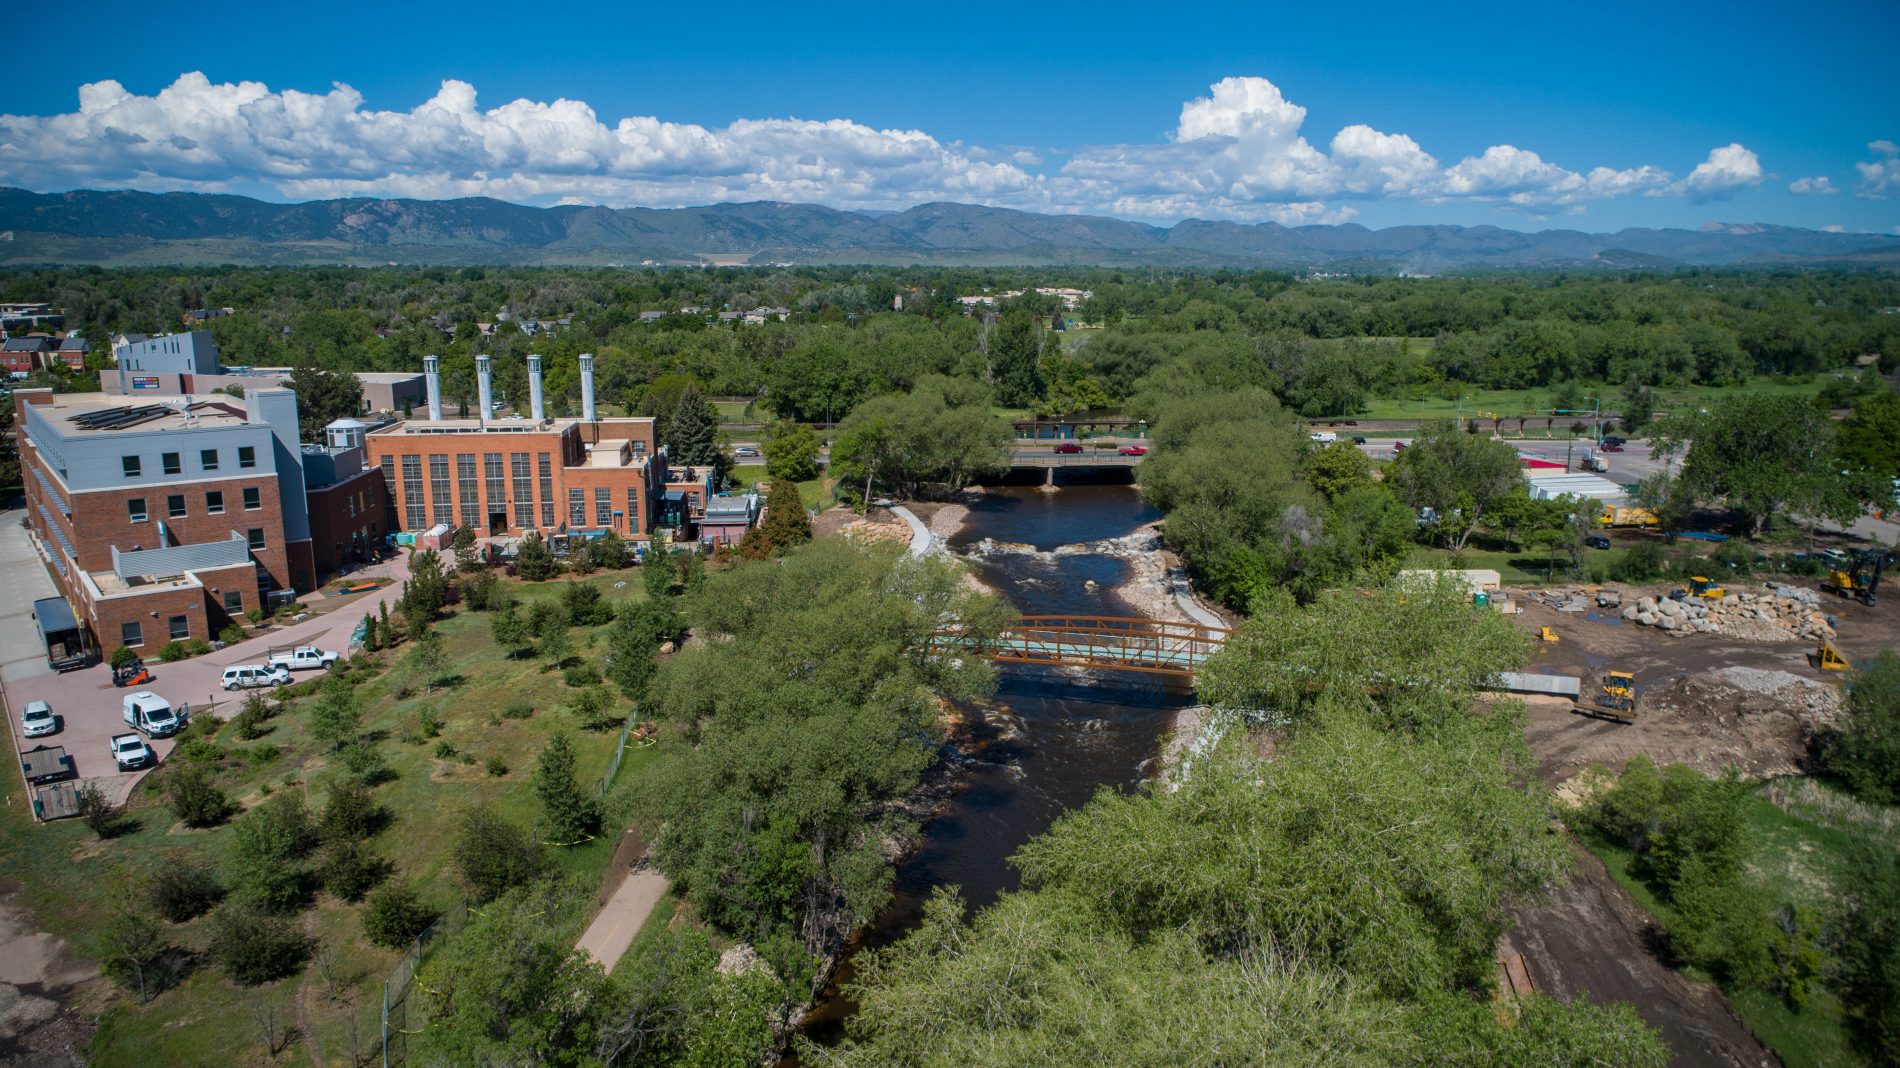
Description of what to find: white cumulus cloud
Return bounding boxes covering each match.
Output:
[1856,140,1899,199]
[1789,176,1837,195]
[0,71,1791,224]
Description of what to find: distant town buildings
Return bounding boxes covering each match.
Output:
[956,287,1093,311]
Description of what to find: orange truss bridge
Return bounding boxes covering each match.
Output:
[928,615,1232,677]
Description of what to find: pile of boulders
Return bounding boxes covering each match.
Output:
[1622,583,1835,642]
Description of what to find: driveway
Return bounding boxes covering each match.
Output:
[2,511,412,809]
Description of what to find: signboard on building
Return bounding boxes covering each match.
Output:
[131,376,160,390]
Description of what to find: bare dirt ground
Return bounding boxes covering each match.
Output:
[0,880,96,1068]
[1502,575,1900,1068]
[1509,843,1777,1068]
[812,504,909,547]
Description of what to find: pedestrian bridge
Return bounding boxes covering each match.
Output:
[928,615,1231,677]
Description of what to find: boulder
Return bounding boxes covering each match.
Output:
[1622,605,1639,621]
[1638,611,1659,626]
[1638,596,1658,612]
[1657,614,1679,630]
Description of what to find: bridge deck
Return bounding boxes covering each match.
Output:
[931,614,1229,677]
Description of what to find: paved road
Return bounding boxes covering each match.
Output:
[575,862,668,970]
[2,514,411,808]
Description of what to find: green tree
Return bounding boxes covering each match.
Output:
[208,906,308,985]
[534,733,602,843]
[453,809,543,903]
[742,478,813,557]
[764,420,822,483]
[403,549,450,622]
[539,623,574,669]
[451,526,480,571]
[1620,379,1656,435]
[989,309,1046,406]
[308,678,362,751]
[1389,420,1526,550]
[515,532,561,581]
[406,627,449,694]
[99,910,171,1001]
[588,529,631,570]
[668,383,723,465]
[228,793,317,913]
[643,534,675,598]
[1306,440,1375,501]
[1826,651,1900,804]
[163,764,231,827]
[1836,841,1900,1064]
[286,363,365,438]
[491,601,533,659]
[1839,390,1900,484]
[363,880,438,950]
[1661,394,1859,536]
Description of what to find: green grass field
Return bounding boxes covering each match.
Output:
[1579,779,1894,1068]
[714,399,755,424]
[0,567,667,1066]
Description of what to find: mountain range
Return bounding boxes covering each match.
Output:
[2,186,1896,271]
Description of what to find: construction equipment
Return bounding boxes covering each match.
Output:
[1682,576,1726,602]
[1599,505,1660,529]
[1817,639,1850,672]
[1592,671,1638,723]
[1538,626,1560,643]
[1822,548,1887,606]
[111,659,152,688]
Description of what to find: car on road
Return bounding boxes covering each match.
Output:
[1393,441,1407,453]
[1310,431,1337,444]
[1053,442,1084,454]
[1351,435,1367,445]
[1599,443,1624,452]
[1602,435,1626,447]
[21,700,57,738]
[1585,535,1613,550]
[110,732,153,770]
[735,446,760,457]
[1118,445,1147,456]
[221,664,291,690]
[267,645,339,671]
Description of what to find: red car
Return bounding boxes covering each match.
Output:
[1118,445,1148,456]
[1053,442,1084,454]
[1599,443,1625,452]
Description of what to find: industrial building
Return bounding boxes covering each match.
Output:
[363,353,673,542]
[103,331,427,416]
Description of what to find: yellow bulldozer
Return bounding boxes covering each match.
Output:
[1681,576,1726,602]
[1592,670,1638,723]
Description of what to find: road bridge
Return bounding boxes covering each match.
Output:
[929,614,1230,678]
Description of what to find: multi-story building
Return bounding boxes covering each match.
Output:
[364,353,665,541]
[100,331,425,416]
[13,386,370,655]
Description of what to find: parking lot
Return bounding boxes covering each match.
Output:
[3,506,411,809]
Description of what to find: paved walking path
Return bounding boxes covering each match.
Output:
[575,862,668,970]
[890,504,940,558]
[1166,566,1229,630]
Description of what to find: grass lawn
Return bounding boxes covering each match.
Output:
[1577,779,1893,1068]
[714,399,755,424]
[1356,377,1829,425]
[1405,542,1627,586]
[726,464,768,491]
[0,566,670,1066]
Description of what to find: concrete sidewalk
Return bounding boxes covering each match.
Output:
[575,862,669,970]
[890,504,940,558]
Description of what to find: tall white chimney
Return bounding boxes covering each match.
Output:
[528,354,545,423]
[579,352,597,423]
[424,354,443,421]
[476,354,494,425]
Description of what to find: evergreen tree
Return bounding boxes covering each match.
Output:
[764,420,822,483]
[514,531,560,580]
[668,384,721,464]
[990,309,1046,407]
[286,364,365,438]
[644,534,675,598]
[308,679,362,751]
[533,733,600,843]
[741,479,812,557]
[490,602,532,659]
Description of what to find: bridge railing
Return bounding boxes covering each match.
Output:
[930,615,1230,677]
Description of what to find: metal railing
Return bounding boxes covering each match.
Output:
[381,898,468,1067]
[597,705,643,798]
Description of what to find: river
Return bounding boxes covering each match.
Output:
[799,483,1193,1047]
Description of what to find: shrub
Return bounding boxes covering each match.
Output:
[562,663,602,687]
[568,685,620,731]
[434,741,457,760]
[77,782,126,838]
[1608,542,1666,583]
[171,738,225,764]
[500,700,533,720]
[320,778,381,842]
[162,765,231,827]
[318,840,386,902]
[245,607,265,625]
[155,640,189,662]
[486,755,509,777]
[417,705,441,738]
[98,911,173,1000]
[146,859,222,922]
[232,691,274,740]
[218,623,247,645]
[1825,651,1900,805]
[453,809,542,902]
[561,582,616,626]
[110,645,140,669]
[339,738,388,781]
[208,906,308,985]
[243,743,282,767]
[362,881,437,950]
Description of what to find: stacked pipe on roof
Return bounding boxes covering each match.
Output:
[580,352,597,422]
[423,354,443,421]
[528,354,545,422]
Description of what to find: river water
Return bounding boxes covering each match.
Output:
[799,484,1192,1046]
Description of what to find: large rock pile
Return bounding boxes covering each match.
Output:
[1620,583,1834,642]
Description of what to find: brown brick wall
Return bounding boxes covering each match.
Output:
[307,467,388,577]
[367,423,655,538]
[64,477,291,591]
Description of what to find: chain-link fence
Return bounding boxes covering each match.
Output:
[380,898,467,1067]
[597,705,643,798]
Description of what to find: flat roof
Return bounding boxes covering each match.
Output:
[34,393,258,433]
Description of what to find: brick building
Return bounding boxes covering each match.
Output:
[364,354,668,540]
[14,386,374,656]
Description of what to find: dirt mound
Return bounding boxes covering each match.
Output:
[1631,671,1839,778]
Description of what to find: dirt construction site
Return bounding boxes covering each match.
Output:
[1498,574,1896,1068]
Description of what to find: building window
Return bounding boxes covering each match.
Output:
[238,445,257,469]
[243,487,262,510]
[247,528,266,550]
[223,590,243,613]
[200,448,219,471]
[484,453,505,522]
[162,452,181,475]
[206,490,225,514]
[402,455,425,530]
[122,455,141,478]
[120,621,143,648]
[511,452,533,528]
[569,489,586,527]
[627,488,640,533]
[168,614,190,640]
[430,454,452,527]
[127,497,148,523]
[167,494,186,519]
[538,453,554,529]
[596,487,612,526]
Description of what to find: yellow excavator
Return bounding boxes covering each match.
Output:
[1592,670,1638,723]
[1822,549,1887,606]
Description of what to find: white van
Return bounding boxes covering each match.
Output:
[221,664,291,690]
[1310,431,1338,444]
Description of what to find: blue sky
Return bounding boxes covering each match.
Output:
[3,0,1895,232]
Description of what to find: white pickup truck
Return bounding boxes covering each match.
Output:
[266,645,339,671]
[123,691,182,737]
[110,732,153,770]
